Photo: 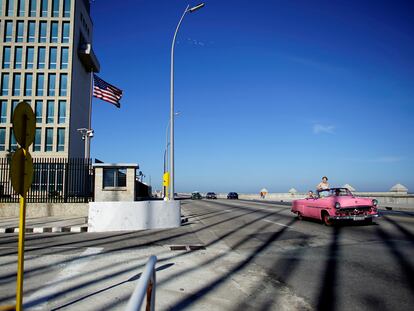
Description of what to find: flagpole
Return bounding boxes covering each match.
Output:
[87,69,93,159]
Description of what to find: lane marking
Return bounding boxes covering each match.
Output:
[263,219,293,228]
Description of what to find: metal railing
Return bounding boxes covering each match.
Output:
[0,157,93,203]
[125,256,157,311]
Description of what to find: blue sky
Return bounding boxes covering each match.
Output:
[90,0,414,193]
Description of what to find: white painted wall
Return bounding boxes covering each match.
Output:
[88,200,181,232]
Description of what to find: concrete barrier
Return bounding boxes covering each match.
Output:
[88,200,181,232]
[211,192,414,204]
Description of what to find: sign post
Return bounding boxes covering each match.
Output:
[163,172,170,200]
[10,102,35,311]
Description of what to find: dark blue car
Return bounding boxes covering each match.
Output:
[227,192,238,199]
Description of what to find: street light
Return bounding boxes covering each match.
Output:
[164,112,180,198]
[170,3,205,200]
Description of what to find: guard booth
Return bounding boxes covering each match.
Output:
[93,163,150,202]
[89,163,180,232]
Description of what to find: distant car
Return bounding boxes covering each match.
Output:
[227,192,238,199]
[191,192,202,200]
[206,192,217,199]
[291,188,379,226]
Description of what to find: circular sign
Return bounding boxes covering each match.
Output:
[12,101,35,149]
[11,148,34,196]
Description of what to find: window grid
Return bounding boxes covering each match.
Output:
[0,1,76,155]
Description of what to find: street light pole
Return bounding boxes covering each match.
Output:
[164,112,180,198]
[170,3,205,200]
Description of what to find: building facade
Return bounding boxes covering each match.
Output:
[0,0,99,158]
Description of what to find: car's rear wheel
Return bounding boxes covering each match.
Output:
[322,211,333,226]
[297,212,303,220]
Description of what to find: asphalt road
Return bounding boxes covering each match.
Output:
[184,199,414,311]
[0,199,413,310]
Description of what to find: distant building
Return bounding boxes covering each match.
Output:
[390,183,408,194]
[342,184,356,192]
[0,0,99,158]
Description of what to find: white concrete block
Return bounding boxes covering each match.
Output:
[88,200,181,232]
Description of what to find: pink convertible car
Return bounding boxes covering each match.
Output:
[291,188,379,226]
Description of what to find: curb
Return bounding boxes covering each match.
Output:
[0,226,89,234]
[379,206,414,213]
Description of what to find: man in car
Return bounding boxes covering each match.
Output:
[307,190,315,198]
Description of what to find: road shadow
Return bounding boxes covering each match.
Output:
[316,226,341,311]
[47,263,174,310]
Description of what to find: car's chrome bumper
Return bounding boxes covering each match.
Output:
[330,214,379,220]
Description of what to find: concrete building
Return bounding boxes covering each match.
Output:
[0,0,99,158]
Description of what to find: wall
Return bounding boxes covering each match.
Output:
[88,200,181,231]
[0,202,88,218]
[94,165,137,202]
[68,0,94,158]
[212,192,414,206]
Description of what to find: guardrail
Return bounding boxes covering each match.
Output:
[125,255,157,311]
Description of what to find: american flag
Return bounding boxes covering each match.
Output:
[93,75,123,108]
